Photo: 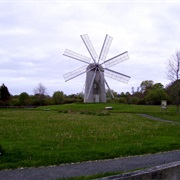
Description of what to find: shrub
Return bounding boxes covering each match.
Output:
[119,97,127,104]
[0,145,5,156]
[130,97,140,104]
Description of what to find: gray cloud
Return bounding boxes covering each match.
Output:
[0,1,180,95]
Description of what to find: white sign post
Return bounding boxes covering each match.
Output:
[161,100,167,112]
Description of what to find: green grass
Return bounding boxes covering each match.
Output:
[146,111,180,122]
[37,103,161,113]
[0,103,180,170]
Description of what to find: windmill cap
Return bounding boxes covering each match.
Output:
[86,63,104,71]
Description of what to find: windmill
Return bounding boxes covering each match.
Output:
[63,34,131,103]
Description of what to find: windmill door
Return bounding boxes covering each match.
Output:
[94,94,99,102]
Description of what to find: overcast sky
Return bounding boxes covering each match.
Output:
[1,1,180,96]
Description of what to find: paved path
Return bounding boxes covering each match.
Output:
[139,114,180,124]
[0,150,180,180]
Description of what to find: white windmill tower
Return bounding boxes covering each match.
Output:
[63,34,130,103]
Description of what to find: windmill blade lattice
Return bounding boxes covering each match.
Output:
[63,65,87,82]
[104,68,130,84]
[98,34,113,63]
[102,51,129,68]
[63,49,91,64]
[80,34,98,63]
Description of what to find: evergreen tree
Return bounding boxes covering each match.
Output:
[0,83,11,105]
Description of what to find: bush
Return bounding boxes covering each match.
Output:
[145,89,169,105]
[0,145,5,156]
[119,97,127,104]
[130,97,140,104]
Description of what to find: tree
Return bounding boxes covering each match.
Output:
[131,82,166,105]
[0,84,11,105]
[153,83,164,90]
[145,88,169,105]
[166,50,180,112]
[119,97,127,104]
[19,92,29,106]
[106,89,118,99]
[166,80,180,105]
[52,91,65,104]
[130,96,140,104]
[140,80,154,93]
[34,83,47,106]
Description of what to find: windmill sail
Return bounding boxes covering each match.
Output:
[98,34,113,63]
[104,68,130,83]
[63,65,87,82]
[102,51,129,68]
[80,34,98,63]
[63,49,91,64]
[63,64,97,82]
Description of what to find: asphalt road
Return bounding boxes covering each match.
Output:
[0,150,180,180]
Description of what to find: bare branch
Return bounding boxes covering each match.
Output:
[166,50,180,81]
[166,49,180,112]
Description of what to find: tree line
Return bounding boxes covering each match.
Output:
[0,50,179,109]
[0,83,83,107]
[108,80,178,106]
[0,79,179,107]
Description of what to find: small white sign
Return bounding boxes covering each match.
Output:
[161,100,167,109]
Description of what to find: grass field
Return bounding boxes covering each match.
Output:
[0,103,180,170]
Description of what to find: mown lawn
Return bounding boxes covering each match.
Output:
[0,103,179,170]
